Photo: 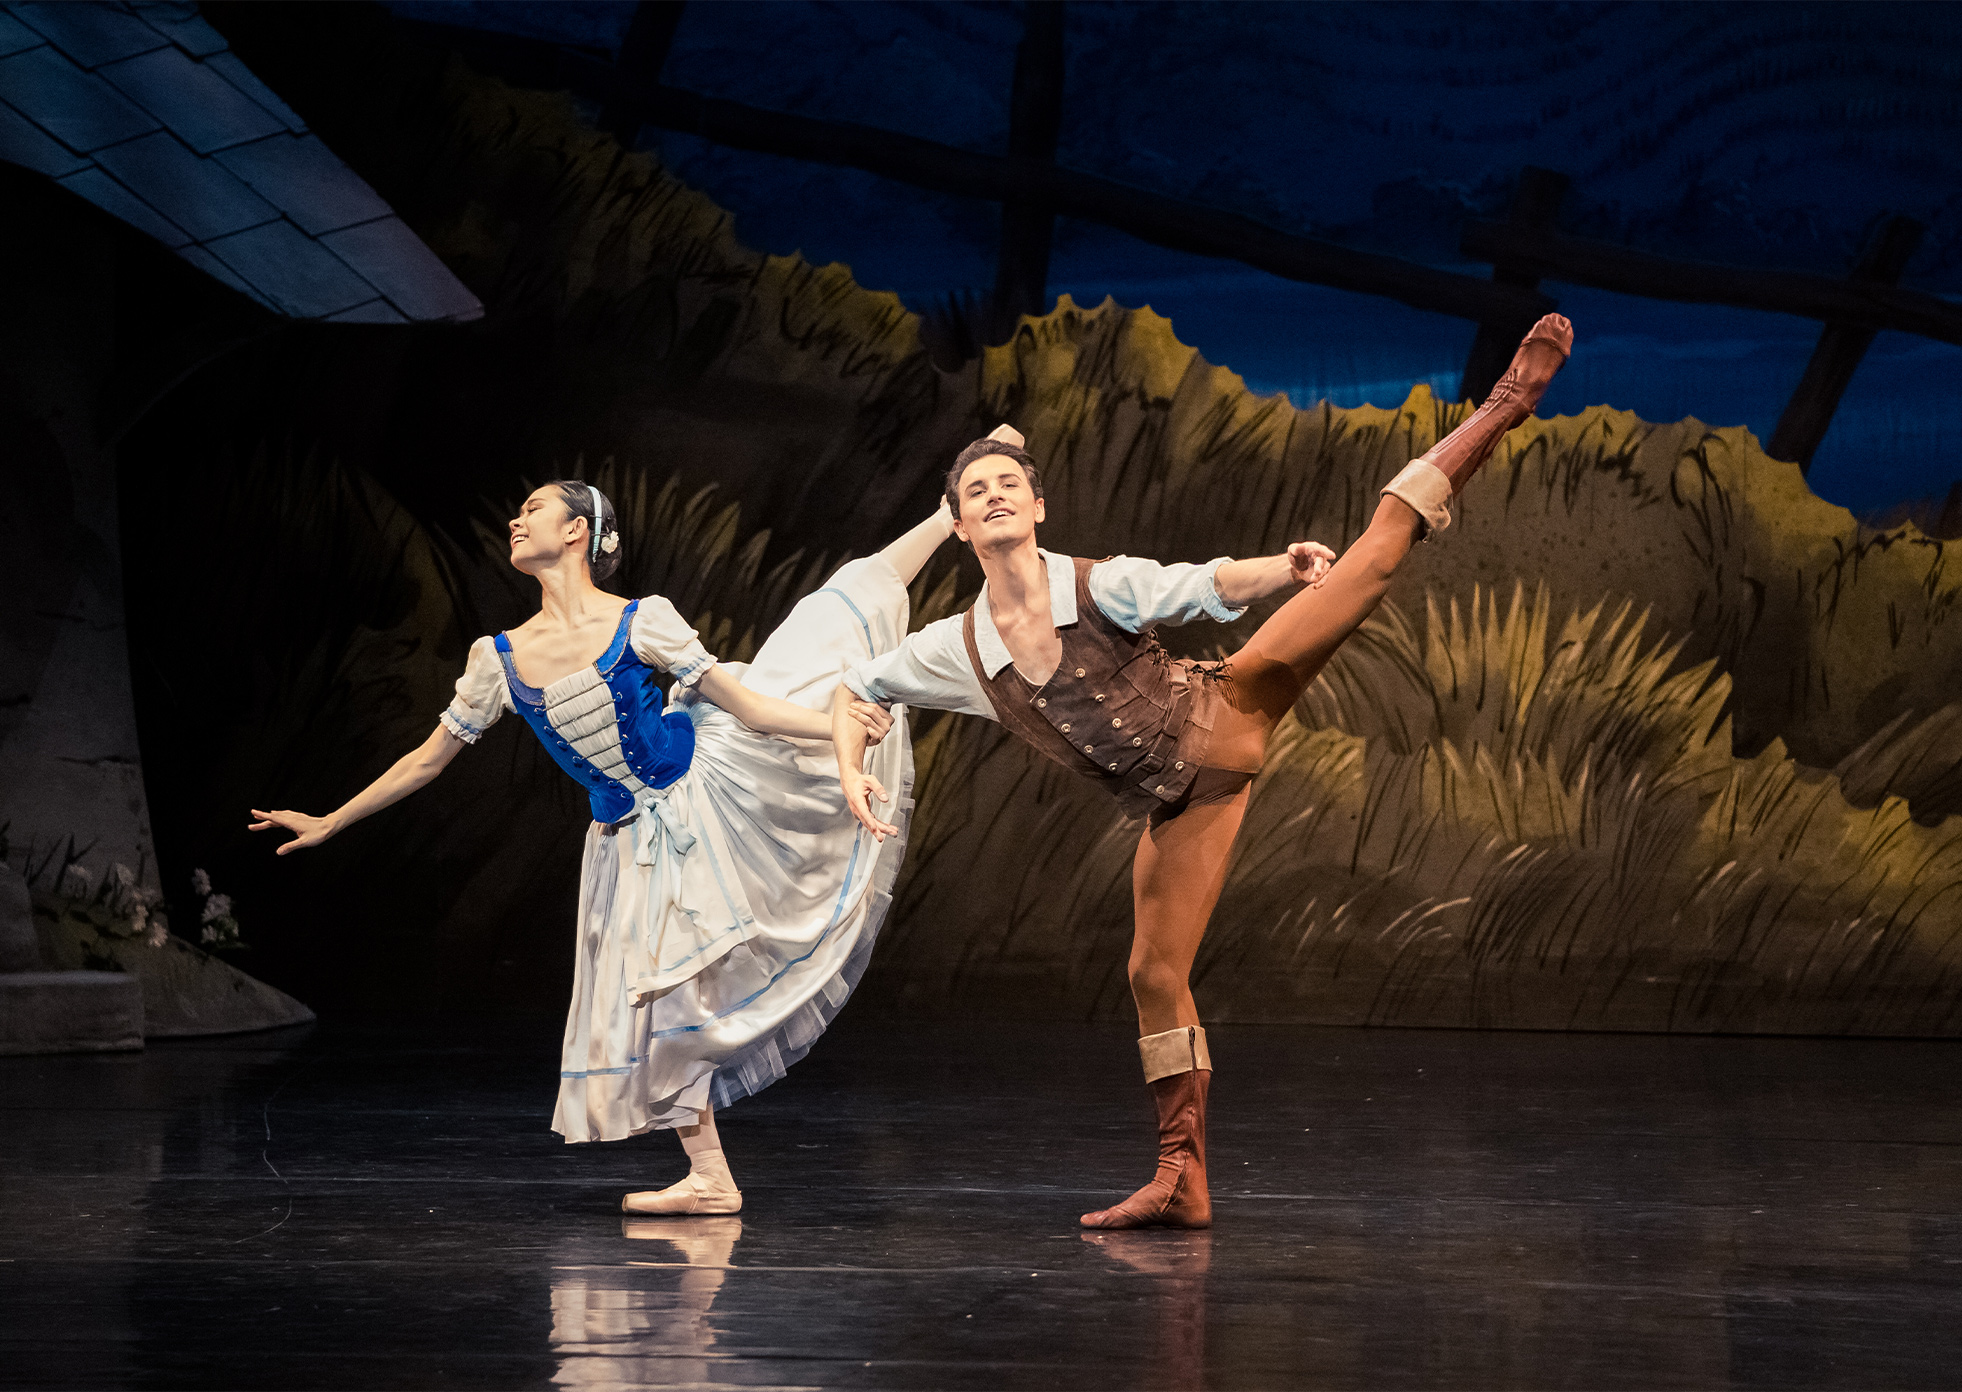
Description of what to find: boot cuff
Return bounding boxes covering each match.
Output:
[1139,1025,1212,1082]
[1382,459,1453,539]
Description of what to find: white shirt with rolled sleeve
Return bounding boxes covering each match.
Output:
[842,549,1247,717]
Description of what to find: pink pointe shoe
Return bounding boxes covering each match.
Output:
[621,1146,743,1216]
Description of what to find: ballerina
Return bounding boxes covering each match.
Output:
[252,479,953,1215]
[833,316,1573,1229]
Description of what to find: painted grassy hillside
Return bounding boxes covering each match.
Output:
[135,21,1962,1029]
[876,302,1962,1034]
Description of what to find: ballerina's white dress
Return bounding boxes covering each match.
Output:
[438,557,913,1142]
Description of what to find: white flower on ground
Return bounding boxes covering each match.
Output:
[112,864,135,892]
[145,914,169,949]
[191,868,212,896]
[200,893,232,925]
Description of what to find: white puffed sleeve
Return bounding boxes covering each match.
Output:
[440,636,511,744]
[843,616,996,719]
[1088,555,1247,631]
[630,595,718,687]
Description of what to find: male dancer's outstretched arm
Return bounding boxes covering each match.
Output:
[831,538,1335,839]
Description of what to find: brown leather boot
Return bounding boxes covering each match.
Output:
[1423,312,1574,492]
[1081,1026,1214,1230]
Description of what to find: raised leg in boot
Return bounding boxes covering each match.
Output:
[1080,787,1248,1230]
[1202,312,1575,772]
[1426,313,1572,491]
[1382,312,1574,533]
[622,1106,744,1215]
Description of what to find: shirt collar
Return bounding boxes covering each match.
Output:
[972,548,1077,679]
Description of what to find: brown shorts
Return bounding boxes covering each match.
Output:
[1146,765,1257,829]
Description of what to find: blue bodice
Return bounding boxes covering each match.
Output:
[495,601,696,823]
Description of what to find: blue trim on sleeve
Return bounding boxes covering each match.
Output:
[668,652,717,688]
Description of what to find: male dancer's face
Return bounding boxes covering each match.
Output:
[951,455,1046,555]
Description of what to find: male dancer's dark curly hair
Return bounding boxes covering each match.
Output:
[943,437,1043,516]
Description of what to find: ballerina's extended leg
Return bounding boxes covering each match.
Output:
[876,500,958,586]
[622,1107,743,1216]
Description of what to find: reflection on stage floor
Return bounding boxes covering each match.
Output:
[2,1016,1958,1389]
[553,1216,744,1388]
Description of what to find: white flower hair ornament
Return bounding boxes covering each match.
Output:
[586,484,619,562]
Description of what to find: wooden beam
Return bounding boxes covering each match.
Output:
[991,1,1066,338]
[438,27,1962,355]
[1459,167,1568,401]
[1768,216,1926,471]
[1938,480,1962,540]
[1461,220,1962,346]
[598,2,687,146]
[574,70,1555,326]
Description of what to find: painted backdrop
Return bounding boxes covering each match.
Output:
[117,8,1962,1032]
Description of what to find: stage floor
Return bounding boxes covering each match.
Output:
[3,1015,1959,1390]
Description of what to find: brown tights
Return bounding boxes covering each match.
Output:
[1127,496,1422,1033]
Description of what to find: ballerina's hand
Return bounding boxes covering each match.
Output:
[848,700,894,747]
[840,770,899,841]
[248,808,336,855]
[1287,540,1336,589]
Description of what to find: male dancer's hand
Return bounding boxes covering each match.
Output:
[832,687,901,839]
[846,700,894,746]
[1287,541,1337,589]
[840,769,899,840]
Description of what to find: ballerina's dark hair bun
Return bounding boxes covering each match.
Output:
[548,479,623,583]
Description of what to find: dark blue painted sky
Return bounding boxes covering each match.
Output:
[391,1,1962,514]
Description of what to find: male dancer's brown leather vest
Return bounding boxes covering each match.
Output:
[960,556,1222,819]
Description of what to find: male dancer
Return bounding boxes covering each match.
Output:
[832,315,1573,1229]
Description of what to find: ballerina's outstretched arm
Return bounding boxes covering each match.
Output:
[697,498,953,743]
[251,724,466,854]
[694,665,892,743]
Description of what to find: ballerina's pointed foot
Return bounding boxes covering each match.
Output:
[621,1172,743,1216]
